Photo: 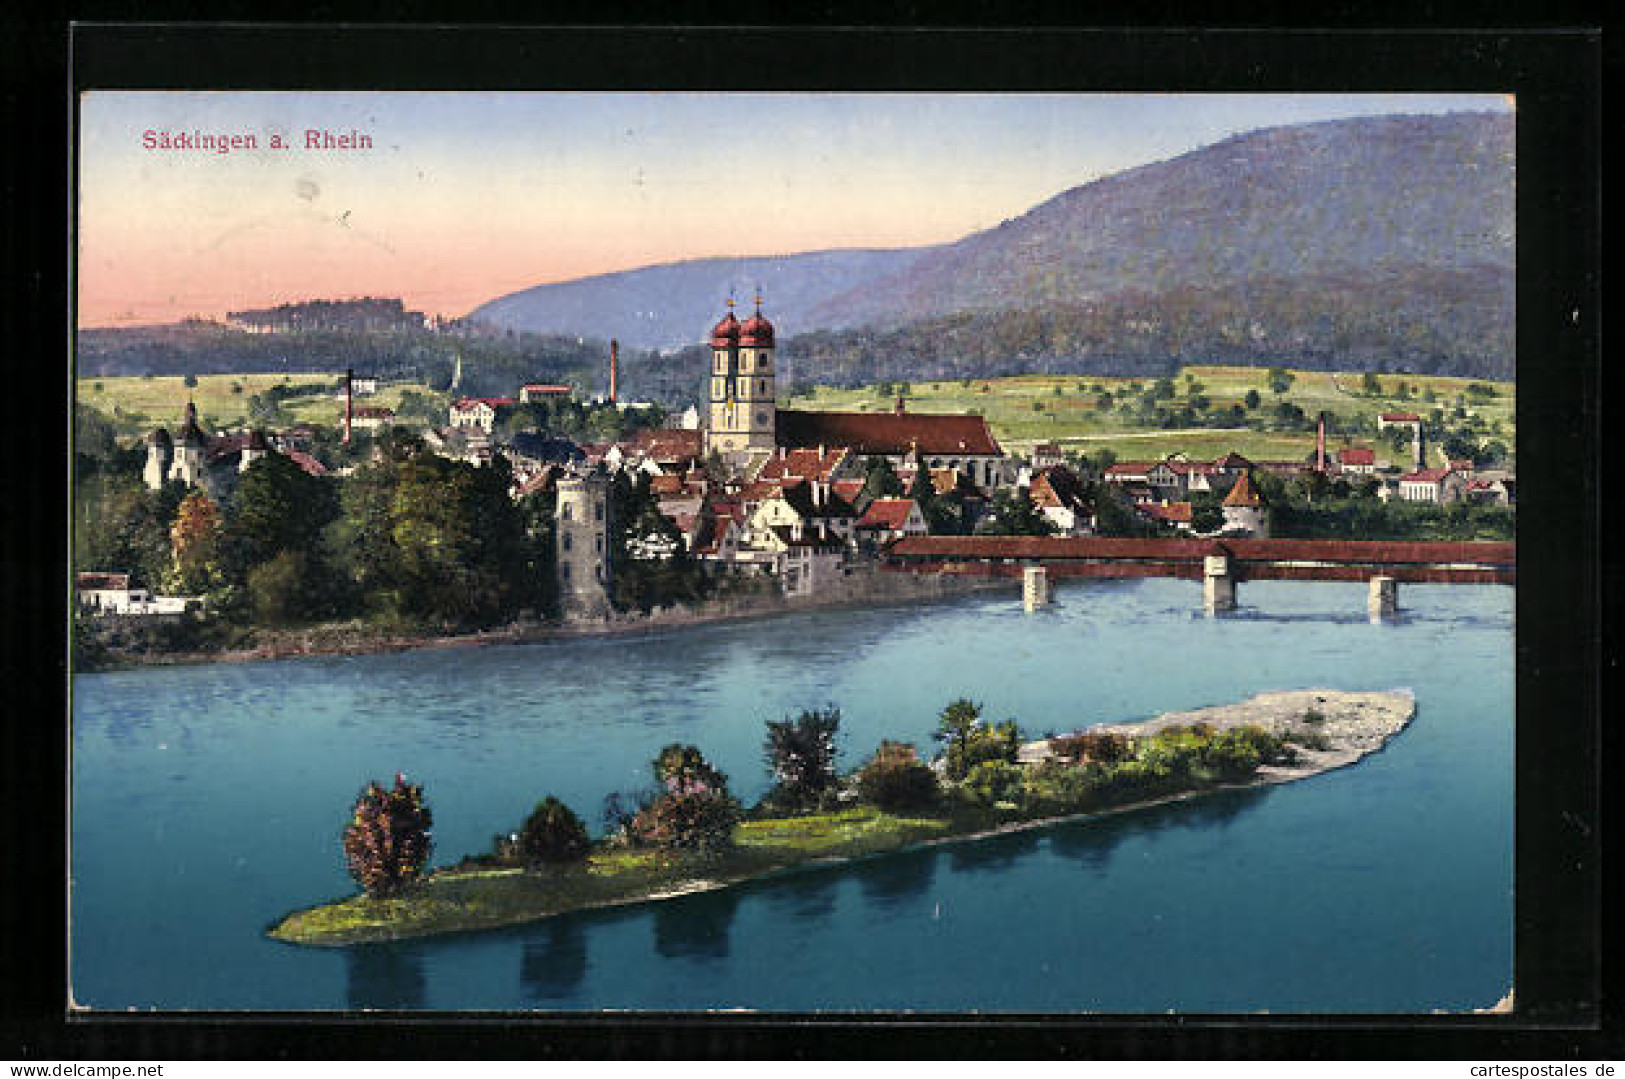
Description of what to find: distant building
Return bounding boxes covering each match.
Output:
[449,397,517,432]
[349,405,395,431]
[1336,447,1378,474]
[854,497,929,545]
[1397,467,1467,504]
[519,383,573,404]
[1030,442,1066,469]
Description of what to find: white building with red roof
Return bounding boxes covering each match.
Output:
[854,497,929,545]
[1397,467,1467,503]
[1336,446,1378,474]
[449,397,517,432]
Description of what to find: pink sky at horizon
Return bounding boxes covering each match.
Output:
[77,91,1510,329]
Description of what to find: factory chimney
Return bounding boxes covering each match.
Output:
[609,338,619,405]
[1315,411,1327,473]
[344,368,353,444]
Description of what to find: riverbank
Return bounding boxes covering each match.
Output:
[268,687,1415,948]
[80,566,1009,671]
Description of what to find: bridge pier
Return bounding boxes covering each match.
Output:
[1023,565,1051,612]
[1203,554,1236,615]
[1368,575,1398,621]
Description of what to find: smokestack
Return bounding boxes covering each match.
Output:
[1316,411,1326,473]
[344,368,353,444]
[609,338,619,405]
[895,396,906,415]
[1414,425,1426,471]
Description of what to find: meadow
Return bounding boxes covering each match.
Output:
[76,373,441,436]
[787,364,1515,463]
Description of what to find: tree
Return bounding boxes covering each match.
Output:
[1267,367,1295,395]
[854,741,939,812]
[517,796,591,866]
[183,373,198,388]
[763,707,842,809]
[859,456,905,503]
[1243,389,1261,410]
[247,549,313,625]
[342,773,433,898]
[1189,491,1225,534]
[933,698,1022,781]
[225,453,337,578]
[634,744,740,851]
[169,489,224,594]
[1362,371,1383,395]
[977,486,1055,536]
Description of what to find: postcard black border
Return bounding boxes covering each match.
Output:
[5,19,1610,1061]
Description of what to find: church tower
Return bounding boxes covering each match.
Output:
[170,402,208,487]
[705,295,776,458]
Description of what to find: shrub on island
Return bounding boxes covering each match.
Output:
[516,796,591,867]
[854,741,940,812]
[342,773,433,898]
[933,698,1022,782]
[629,744,742,852]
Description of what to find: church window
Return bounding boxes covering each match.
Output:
[562,534,572,551]
[561,503,572,520]
[594,503,604,522]
[560,561,571,580]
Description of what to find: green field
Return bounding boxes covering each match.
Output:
[786,365,1515,464]
[77,373,441,438]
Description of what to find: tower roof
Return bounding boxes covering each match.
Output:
[710,300,741,348]
[178,402,207,447]
[1222,470,1266,507]
[739,296,774,347]
[146,426,172,447]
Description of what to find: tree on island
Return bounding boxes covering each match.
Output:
[854,741,939,812]
[632,744,741,852]
[933,698,1022,782]
[517,796,591,867]
[342,773,433,898]
[763,707,843,811]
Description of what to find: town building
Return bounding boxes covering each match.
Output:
[1336,447,1378,474]
[706,296,779,457]
[349,405,395,432]
[854,497,929,546]
[519,383,573,404]
[1397,467,1467,504]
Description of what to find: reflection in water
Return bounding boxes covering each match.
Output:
[345,943,426,1011]
[855,848,937,909]
[652,886,744,961]
[755,865,841,921]
[947,829,1042,875]
[519,918,588,1003]
[1046,786,1272,867]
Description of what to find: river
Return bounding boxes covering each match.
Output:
[70,577,1513,1012]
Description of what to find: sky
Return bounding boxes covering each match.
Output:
[77,92,1512,328]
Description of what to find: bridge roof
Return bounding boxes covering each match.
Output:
[886,536,1515,566]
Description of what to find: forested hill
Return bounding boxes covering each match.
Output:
[808,111,1513,329]
[470,111,1513,381]
[469,247,937,351]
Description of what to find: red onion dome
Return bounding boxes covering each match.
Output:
[739,311,775,348]
[710,311,741,348]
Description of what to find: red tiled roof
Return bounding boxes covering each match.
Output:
[285,450,329,477]
[1448,458,1475,470]
[758,447,849,484]
[521,383,572,394]
[1222,471,1265,507]
[453,397,516,410]
[1104,462,1156,476]
[633,427,703,462]
[351,406,394,419]
[857,498,918,531]
[77,571,131,590]
[1142,501,1193,523]
[1401,467,1456,483]
[775,408,1000,457]
[832,479,865,503]
[649,474,686,496]
[1338,448,1376,465]
[1380,412,1423,422]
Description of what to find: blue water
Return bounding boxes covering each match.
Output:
[70,578,1513,1012]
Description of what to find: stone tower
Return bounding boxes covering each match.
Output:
[143,426,173,490]
[705,295,776,458]
[555,472,613,619]
[170,402,208,487]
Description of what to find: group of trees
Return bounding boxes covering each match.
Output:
[339,696,1304,900]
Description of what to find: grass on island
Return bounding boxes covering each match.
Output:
[787,365,1515,462]
[269,806,953,947]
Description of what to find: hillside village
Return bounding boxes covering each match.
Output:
[77,299,1515,627]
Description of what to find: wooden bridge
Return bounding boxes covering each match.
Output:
[881,536,1515,615]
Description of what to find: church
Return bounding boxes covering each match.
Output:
[702,299,1009,487]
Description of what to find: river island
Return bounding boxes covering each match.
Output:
[269,687,1414,948]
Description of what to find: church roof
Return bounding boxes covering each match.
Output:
[775,409,1000,457]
